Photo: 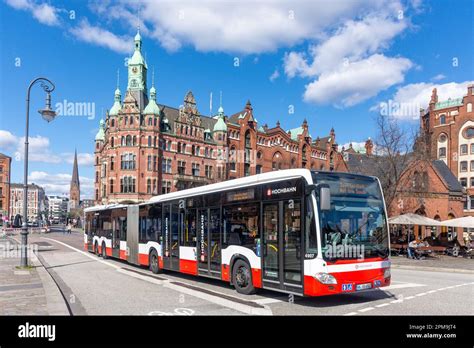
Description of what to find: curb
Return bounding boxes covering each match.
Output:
[391,264,474,274]
[7,236,70,315]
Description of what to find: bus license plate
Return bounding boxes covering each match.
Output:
[356,283,372,291]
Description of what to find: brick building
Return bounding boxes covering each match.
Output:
[420,84,474,216]
[0,152,11,226]
[94,29,347,205]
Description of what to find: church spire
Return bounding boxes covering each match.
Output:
[70,149,81,208]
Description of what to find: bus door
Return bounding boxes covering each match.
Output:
[262,199,303,294]
[111,216,120,259]
[162,203,180,271]
[197,207,221,278]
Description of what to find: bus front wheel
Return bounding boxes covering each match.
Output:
[149,249,161,274]
[232,259,257,295]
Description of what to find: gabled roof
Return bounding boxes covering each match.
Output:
[431,160,463,193]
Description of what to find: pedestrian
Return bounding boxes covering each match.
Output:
[408,240,417,259]
[67,223,72,235]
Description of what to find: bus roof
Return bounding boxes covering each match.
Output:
[148,168,313,204]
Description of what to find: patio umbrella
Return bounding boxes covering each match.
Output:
[437,216,474,228]
[388,213,441,226]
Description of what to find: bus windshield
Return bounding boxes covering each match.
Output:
[312,172,389,261]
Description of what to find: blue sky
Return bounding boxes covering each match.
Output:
[0,0,472,198]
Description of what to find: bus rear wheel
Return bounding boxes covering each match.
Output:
[232,259,257,295]
[149,249,161,274]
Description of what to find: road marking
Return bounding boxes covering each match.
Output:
[344,312,358,316]
[41,237,120,270]
[404,296,415,300]
[415,292,427,297]
[381,282,425,290]
[358,307,374,312]
[426,290,437,294]
[253,298,283,305]
[375,303,390,308]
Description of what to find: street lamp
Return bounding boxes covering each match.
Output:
[20,77,57,267]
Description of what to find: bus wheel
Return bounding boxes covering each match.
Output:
[102,243,107,259]
[149,249,161,274]
[232,259,256,295]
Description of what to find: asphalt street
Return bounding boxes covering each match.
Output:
[22,227,474,316]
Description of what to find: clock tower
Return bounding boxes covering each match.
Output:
[127,28,148,110]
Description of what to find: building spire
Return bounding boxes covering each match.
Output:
[71,149,80,189]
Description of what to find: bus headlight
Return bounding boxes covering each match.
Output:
[384,268,391,278]
[314,272,337,285]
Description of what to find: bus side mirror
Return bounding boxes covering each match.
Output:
[319,185,331,211]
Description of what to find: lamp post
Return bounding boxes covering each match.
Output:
[20,77,57,267]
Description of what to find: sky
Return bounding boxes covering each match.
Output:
[0,0,473,199]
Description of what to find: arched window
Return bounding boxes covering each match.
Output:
[245,130,251,148]
[272,152,282,171]
[439,114,446,125]
[148,136,152,147]
[229,146,236,171]
[130,116,134,125]
[111,137,114,147]
[467,103,472,113]
[177,142,181,153]
[148,117,152,126]
[132,136,137,146]
[121,136,125,146]
[126,135,132,146]
[111,119,115,127]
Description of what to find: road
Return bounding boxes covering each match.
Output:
[19,227,474,316]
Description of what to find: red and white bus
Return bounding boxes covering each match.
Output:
[84,169,391,296]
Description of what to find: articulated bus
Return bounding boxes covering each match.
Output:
[84,169,391,296]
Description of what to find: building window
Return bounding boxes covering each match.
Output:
[256,165,262,174]
[95,171,99,183]
[111,137,114,147]
[178,161,186,175]
[471,144,474,154]
[110,179,114,193]
[205,165,212,179]
[147,155,152,171]
[460,161,468,172]
[126,135,132,146]
[470,196,474,210]
[438,147,446,158]
[111,119,115,127]
[467,103,473,113]
[120,176,136,193]
[110,157,114,171]
[162,181,171,194]
[439,115,446,125]
[471,177,474,187]
[133,136,137,146]
[460,144,468,155]
[148,118,152,126]
[121,153,136,170]
[130,116,134,125]
[471,161,474,172]
[192,163,200,176]
[162,158,172,173]
[147,179,151,194]
[460,178,467,187]
[148,136,152,147]
[95,189,98,200]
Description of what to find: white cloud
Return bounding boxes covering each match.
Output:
[303,54,413,107]
[5,0,60,26]
[69,20,133,54]
[91,0,397,54]
[282,10,413,107]
[269,69,280,82]
[0,130,94,165]
[431,74,446,81]
[377,80,474,120]
[29,171,94,198]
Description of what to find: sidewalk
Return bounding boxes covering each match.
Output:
[0,237,69,315]
[390,254,474,274]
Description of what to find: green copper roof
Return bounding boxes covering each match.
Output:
[213,109,227,132]
[288,126,304,141]
[129,50,147,67]
[144,86,160,114]
[257,126,266,133]
[109,88,122,116]
[95,119,105,141]
[434,98,463,110]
